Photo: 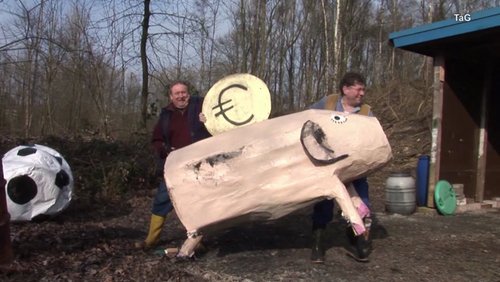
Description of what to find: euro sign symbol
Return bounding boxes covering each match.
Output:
[212,84,254,126]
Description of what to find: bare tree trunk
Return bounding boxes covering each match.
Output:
[287,43,295,111]
[333,0,342,91]
[140,0,151,129]
[423,0,434,90]
[20,0,46,138]
[389,0,399,77]
[41,1,64,136]
[248,0,266,77]
[239,0,248,73]
[321,0,332,94]
[257,0,267,78]
[286,2,296,112]
[375,0,385,83]
[207,1,221,86]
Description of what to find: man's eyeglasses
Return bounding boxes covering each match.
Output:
[348,86,365,92]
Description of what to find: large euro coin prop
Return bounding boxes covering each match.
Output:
[202,73,271,135]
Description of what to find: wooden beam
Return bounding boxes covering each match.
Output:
[428,55,445,208]
[475,66,491,202]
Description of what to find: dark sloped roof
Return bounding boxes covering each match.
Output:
[389,7,500,60]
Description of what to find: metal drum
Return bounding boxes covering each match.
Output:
[385,172,416,215]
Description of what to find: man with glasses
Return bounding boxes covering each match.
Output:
[309,72,373,263]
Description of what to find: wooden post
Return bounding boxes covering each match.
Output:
[475,67,491,202]
[428,55,445,208]
[0,161,14,265]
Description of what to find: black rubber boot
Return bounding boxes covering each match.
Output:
[345,217,372,262]
[346,217,372,246]
[354,234,370,262]
[345,233,370,262]
[345,225,356,246]
[311,226,326,263]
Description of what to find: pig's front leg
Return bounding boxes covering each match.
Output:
[328,176,366,236]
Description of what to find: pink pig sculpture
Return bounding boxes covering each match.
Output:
[164,109,392,256]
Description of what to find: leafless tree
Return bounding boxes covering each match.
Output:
[139,0,151,129]
[0,0,498,138]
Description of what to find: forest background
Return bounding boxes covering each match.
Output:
[2,2,500,280]
[0,0,498,199]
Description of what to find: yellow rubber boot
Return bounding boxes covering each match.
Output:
[143,214,166,248]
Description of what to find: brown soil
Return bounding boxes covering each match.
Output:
[1,134,499,281]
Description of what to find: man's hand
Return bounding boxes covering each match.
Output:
[199,113,207,123]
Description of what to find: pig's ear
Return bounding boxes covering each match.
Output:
[300,120,348,165]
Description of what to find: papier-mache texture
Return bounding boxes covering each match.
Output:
[164,109,392,236]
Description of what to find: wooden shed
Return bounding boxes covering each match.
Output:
[389,7,500,207]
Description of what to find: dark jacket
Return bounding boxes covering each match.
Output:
[152,96,210,174]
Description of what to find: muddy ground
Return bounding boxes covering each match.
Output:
[2,169,500,282]
[1,130,499,282]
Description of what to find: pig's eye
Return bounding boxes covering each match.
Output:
[330,114,347,124]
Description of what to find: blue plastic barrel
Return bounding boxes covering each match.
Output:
[416,155,430,206]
